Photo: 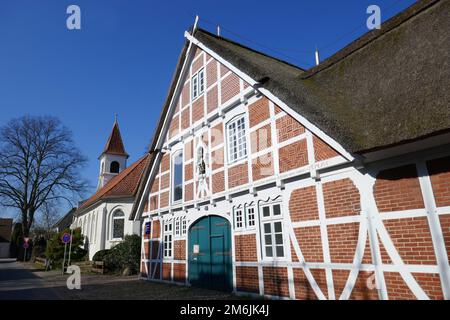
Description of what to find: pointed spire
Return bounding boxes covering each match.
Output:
[100,117,129,159]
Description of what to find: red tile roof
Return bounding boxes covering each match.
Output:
[101,121,129,158]
[77,154,150,212]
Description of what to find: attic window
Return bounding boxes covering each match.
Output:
[191,68,205,100]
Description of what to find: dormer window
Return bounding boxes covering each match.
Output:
[191,68,205,100]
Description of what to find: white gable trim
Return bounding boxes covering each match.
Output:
[134,30,355,220]
[185,32,355,162]
[133,39,197,221]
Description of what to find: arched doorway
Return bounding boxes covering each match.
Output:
[188,215,233,292]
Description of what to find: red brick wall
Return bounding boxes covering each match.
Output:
[221,73,240,103]
[182,82,190,107]
[327,222,359,263]
[192,95,204,123]
[279,139,308,173]
[313,135,339,161]
[163,263,172,281]
[276,115,305,143]
[236,266,259,293]
[212,171,225,193]
[374,164,425,212]
[234,234,257,261]
[161,154,170,173]
[248,98,270,128]
[211,123,223,148]
[185,140,193,161]
[160,191,169,208]
[293,268,318,300]
[152,220,160,239]
[250,124,271,153]
[181,107,190,130]
[150,195,158,211]
[349,271,379,300]
[323,178,361,218]
[206,60,217,87]
[211,148,224,170]
[384,272,416,299]
[207,85,218,114]
[383,217,436,265]
[169,115,179,139]
[174,240,186,260]
[289,186,319,221]
[185,183,193,201]
[173,263,186,283]
[440,214,450,261]
[185,163,193,181]
[228,163,248,188]
[263,267,289,297]
[427,156,450,207]
[294,226,323,262]
[412,272,444,299]
[252,153,274,181]
[150,177,159,193]
[160,173,170,189]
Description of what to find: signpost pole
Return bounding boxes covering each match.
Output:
[62,242,67,275]
[68,228,74,266]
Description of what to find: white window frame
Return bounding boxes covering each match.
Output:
[181,217,187,235]
[226,114,248,164]
[163,221,173,258]
[111,210,125,240]
[247,207,256,228]
[175,218,180,237]
[191,68,205,101]
[259,202,285,260]
[234,208,244,230]
[171,150,184,204]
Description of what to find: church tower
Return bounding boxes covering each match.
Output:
[97,116,129,190]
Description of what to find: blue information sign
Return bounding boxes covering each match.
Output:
[145,222,151,235]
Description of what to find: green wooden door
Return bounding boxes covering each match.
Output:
[188,215,232,291]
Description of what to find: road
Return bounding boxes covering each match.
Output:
[0,260,61,300]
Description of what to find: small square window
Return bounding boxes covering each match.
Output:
[273,204,281,216]
[263,206,270,217]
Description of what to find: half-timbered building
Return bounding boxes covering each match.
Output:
[131,0,450,299]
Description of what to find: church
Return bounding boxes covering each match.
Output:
[130,0,450,300]
[73,119,149,260]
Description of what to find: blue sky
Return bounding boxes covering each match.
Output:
[0,0,416,218]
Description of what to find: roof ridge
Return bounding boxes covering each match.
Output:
[195,28,305,72]
[301,0,440,79]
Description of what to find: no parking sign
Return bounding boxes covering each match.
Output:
[61,233,71,244]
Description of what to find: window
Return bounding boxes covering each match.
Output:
[247,207,255,227]
[164,221,173,258]
[260,204,284,259]
[112,210,125,239]
[227,115,247,163]
[175,218,180,236]
[110,161,120,173]
[181,217,187,235]
[172,151,183,202]
[191,69,205,100]
[235,209,243,229]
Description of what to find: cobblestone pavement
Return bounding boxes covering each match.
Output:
[1,261,248,300]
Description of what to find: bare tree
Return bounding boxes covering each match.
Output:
[0,116,88,236]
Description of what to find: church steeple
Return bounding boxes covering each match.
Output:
[97,116,129,190]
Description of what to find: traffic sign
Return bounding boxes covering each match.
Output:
[61,233,71,244]
[23,242,29,249]
[23,237,30,243]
